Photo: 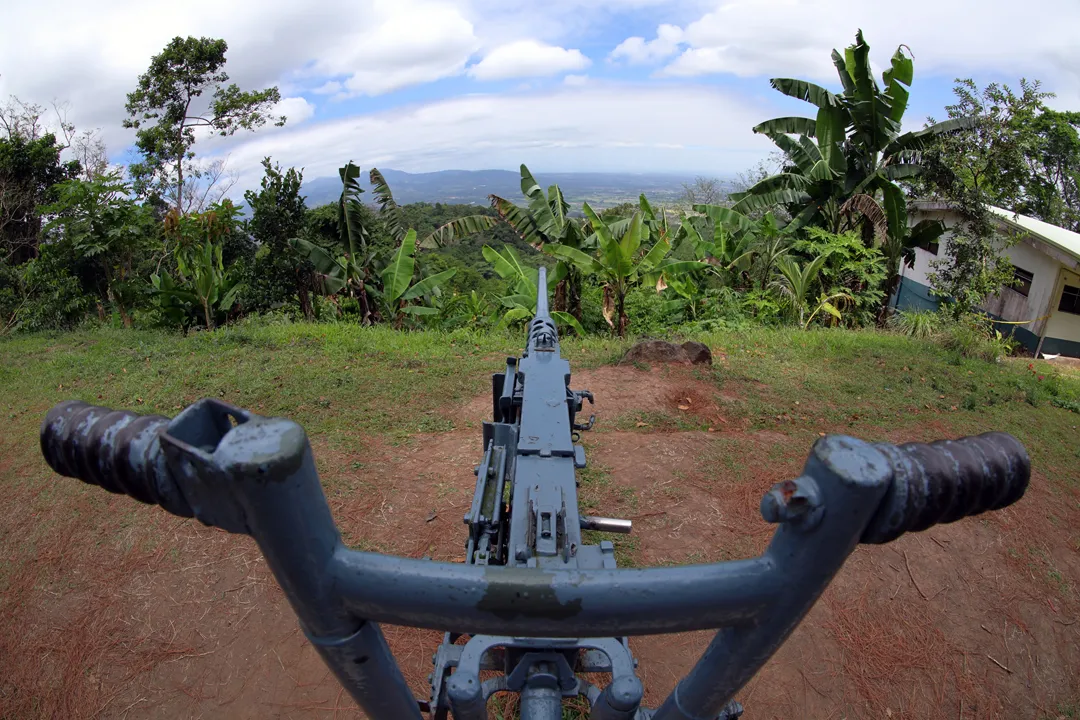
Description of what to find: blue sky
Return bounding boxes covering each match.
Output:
[2,0,1078,194]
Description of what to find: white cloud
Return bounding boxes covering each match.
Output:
[312,0,479,96]
[272,97,316,125]
[468,40,591,81]
[311,81,343,96]
[609,24,683,64]
[214,84,773,192]
[613,0,1080,98]
[0,0,479,152]
[5,0,1080,187]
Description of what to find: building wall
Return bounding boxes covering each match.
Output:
[981,240,1062,331]
[898,207,1080,357]
[900,208,951,288]
[903,208,1063,324]
[1044,267,1080,355]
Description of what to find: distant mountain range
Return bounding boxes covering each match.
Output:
[300,168,725,209]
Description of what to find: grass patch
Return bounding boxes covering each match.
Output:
[3,323,1080,716]
[696,326,1080,484]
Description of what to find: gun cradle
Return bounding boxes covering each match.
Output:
[429,268,674,720]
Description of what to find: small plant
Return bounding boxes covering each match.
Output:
[940,313,1018,362]
[890,309,941,339]
[380,229,457,324]
[482,244,585,335]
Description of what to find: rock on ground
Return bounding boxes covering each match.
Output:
[620,340,712,366]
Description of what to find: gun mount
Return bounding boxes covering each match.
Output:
[40,267,1030,719]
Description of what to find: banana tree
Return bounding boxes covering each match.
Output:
[489,165,590,318]
[288,162,379,321]
[547,204,708,337]
[680,205,796,293]
[480,244,584,336]
[734,30,972,242]
[380,229,457,324]
[771,255,850,328]
[683,205,757,280]
[152,240,242,330]
[606,195,672,244]
[658,275,706,320]
[369,168,497,248]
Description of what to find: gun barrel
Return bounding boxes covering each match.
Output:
[536,266,550,318]
[580,516,633,534]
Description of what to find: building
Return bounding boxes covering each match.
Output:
[895,201,1080,358]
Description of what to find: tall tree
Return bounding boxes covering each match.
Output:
[124,36,284,213]
[912,79,1053,316]
[678,176,723,207]
[1022,108,1080,231]
[38,171,157,326]
[244,157,312,316]
[0,98,80,263]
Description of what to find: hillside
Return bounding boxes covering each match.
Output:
[299,168,720,209]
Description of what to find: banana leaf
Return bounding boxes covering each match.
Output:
[401,305,439,316]
[401,268,457,301]
[551,311,585,337]
[382,230,417,304]
[545,243,604,276]
[490,195,543,247]
[753,116,818,137]
[769,78,841,109]
[421,215,497,249]
[369,168,407,244]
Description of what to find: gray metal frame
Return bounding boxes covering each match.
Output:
[39,268,1031,719]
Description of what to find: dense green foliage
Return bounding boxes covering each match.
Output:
[1,30,1077,353]
[910,79,1079,315]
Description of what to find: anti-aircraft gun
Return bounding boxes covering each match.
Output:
[40,267,1030,719]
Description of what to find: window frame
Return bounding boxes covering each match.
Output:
[916,237,939,256]
[1010,266,1034,297]
[1059,284,1080,315]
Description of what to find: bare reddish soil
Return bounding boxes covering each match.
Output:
[2,365,1078,719]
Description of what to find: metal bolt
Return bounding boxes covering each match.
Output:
[760,477,823,529]
[515,545,528,562]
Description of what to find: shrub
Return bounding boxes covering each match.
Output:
[940,313,1018,362]
[890,309,941,339]
[8,249,95,332]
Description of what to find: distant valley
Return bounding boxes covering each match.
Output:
[299,168,729,209]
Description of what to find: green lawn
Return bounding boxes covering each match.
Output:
[2,320,1078,478]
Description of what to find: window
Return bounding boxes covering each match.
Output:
[1010,266,1034,297]
[1060,285,1080,315]
[916,237,939,255]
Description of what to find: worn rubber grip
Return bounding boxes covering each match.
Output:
[40,401,194,518]
[861,432,1029,544]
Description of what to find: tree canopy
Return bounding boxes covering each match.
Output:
[124,36,284,212]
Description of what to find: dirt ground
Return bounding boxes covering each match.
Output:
[2,364,1079,719]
